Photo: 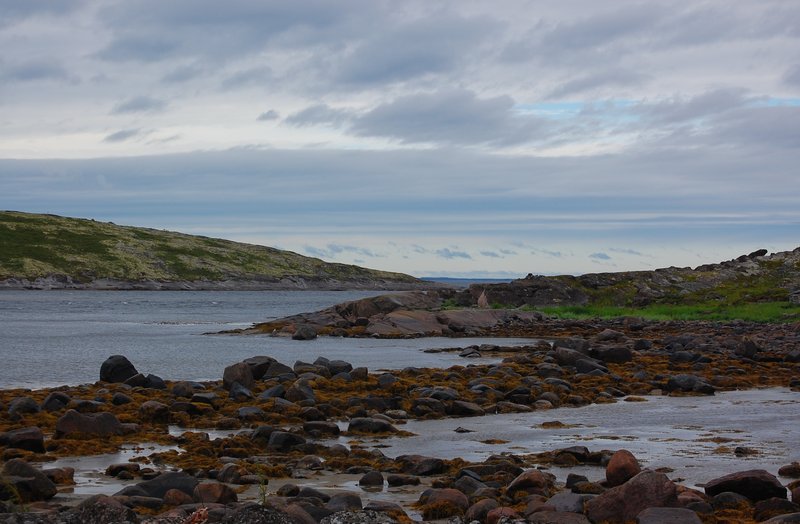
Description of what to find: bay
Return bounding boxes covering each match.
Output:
[0,290,532,389]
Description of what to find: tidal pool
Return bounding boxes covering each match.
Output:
[352,387,800,490]
[42,388,799,506]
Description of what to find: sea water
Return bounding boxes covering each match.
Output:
[0,290,533,389]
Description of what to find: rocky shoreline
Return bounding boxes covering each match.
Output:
[0,277,439,292]
[1,308,799,523]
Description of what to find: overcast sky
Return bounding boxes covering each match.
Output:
[1,1,798,278]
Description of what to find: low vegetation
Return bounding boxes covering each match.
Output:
[0,211,418,286]
[533,301,799,323]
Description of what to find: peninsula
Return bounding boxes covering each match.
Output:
[0,211,423,291]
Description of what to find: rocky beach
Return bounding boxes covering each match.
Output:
[1,290,799,524]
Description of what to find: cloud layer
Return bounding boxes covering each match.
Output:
[1,1,798,276]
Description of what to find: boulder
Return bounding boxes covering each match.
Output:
[448,400,485,417]
[704,469,787,501]
[292,325,318,340]
[761,514,800,523]
[326,492,363,512]
[636,507,702,523]
[387,474,421,486]
[0,426,45,453]
[421,487,469,511]
[395,455,445,477]
[465,498,499,523]
[527,513,591,523]
[139,400,170,423]
[65,494,139,523]
[131,471,199,499]
[285,380,316,403]
[506,469,555,497]
[319,510,400,524]
[263,361,295,379]
[194,482,238,504]
[55,409,136,437]
[358,471,384,487]
[594,346,634,363]
[223,362,255,390]
[585,470,678,523]
[261,384,286,399]
[666,374,715,395]
[41,391,71,412]
[347,417,398,434]
[755,498,800,522]
[8,396,40,419]
[606,449,641,487]
[220,505,296,524]
[243,355,278,379]
[100,355,138,383]
[546,491,595,513]
[229,382,254,401]
[267,431,306,451]
[0,458,57,502]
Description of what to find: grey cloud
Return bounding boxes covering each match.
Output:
[536,249,564,258]
[499,249,517,256]
[0,1,82,27]
[480,251,501,258]
[706,106,800,150]
[111,96,168,114]
[589,252,611,260]
[783,64,800,87]
[284,104,351,128]
[95,36,178,62]
[220,66,273,90]
[548,69,648,99]
[436,248,472,260]
[303,243,382,259]
[634,88,752,124]
[257,110,280,121]
[102,129,141,143]
[327,244,382,258]
[351,89,545,146]
[609,248,646,256]
[95,1,377,65]
[0,61,71,83]
[335,14,498,86]
[303,246,328,258]
[540,4,662,53]
[161,65,204,83]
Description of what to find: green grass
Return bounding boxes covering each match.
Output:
[531,301,799,323]
[0,210,419,284]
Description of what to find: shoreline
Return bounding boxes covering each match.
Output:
[2,314,799,522]
[0,277,440,292]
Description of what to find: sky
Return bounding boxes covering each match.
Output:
[1,1,799,278]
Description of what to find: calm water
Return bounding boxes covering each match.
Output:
[0,290,533,389]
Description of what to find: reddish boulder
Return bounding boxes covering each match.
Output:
[487,507,522,523]
[606,449,641,487]
[506,469,555,497]
[704,469,787,501]
[585,470,678,523]
[465,498,499,522]
[636,507,702,523]
[193,482,238,504]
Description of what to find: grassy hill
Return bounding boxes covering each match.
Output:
[0,211,421,290]
[445,247,800,315]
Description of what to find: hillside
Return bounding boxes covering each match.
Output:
[0,211,423,290]
[450,248,800,308]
